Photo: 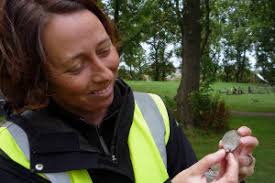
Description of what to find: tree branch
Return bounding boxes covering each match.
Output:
[200,0,211,55]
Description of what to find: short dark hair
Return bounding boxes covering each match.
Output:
[0,0,118,112]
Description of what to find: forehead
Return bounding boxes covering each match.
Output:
[42,10,109,66]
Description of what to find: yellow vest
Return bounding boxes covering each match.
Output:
[0,92,170,183]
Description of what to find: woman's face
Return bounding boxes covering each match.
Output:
[42,10,119,117]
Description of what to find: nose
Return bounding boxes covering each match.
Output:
[89,56,114,83]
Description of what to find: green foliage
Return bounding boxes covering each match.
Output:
[101,0,274,84]
[189,83,230,131]
[102,0,179,81]
[201,52,220,83]
[202,0,274,84]
[249,0,275,84]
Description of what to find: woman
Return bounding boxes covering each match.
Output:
[0,0,258,183]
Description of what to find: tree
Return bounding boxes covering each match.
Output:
[200,0,221,83]
[176,0,201,127]
[103,0,170,80]
[250,0,275,84]
[147,34,175,81]
[146,1,176,81]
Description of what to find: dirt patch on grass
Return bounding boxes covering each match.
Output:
[231,111,275,117]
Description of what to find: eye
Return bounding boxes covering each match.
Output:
[97,47,111,57]
[66,61,85,75]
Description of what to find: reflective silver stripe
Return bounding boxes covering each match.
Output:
[4,121,30,160]
[4,121,71,183]
[133,92,167,167]
[44,172,71,183]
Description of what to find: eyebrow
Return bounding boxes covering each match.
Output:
[97,37,112,47]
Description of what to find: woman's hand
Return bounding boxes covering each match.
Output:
[219,126,259,181]
[235,126,258,181]
[171,149,239,183]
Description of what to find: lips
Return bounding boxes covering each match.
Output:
[89,83,113,97]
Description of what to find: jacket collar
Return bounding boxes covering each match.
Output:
[9,79,135,180]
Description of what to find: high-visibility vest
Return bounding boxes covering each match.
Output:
[0,92,170,183]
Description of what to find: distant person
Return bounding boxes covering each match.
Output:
[237,87,243,95]
[231,87,237,95]
[248,86,253,94]
[0,0,258,182]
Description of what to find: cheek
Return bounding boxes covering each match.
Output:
[109,51,120,73]
[51,74,90,95]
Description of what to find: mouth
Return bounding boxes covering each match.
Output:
[89,83,113,97]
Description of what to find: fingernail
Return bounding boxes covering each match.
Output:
[226,153,231,160]
[217,149,225,155]
[227,153,235,160]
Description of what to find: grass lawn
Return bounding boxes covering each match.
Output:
[212,82,275,112]
[185,115,275,183]
[127,80,275,113]
[220,94,275,112]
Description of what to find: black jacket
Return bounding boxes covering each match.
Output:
[0,79,197,183]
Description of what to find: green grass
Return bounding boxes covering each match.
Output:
[220,94,275,112]
[126,80,179,99]
[127,80,275,113]
[211,82,262,90]
[186,115,275,183]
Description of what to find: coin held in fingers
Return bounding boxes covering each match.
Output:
[205,130,241,183]
[221,130,241,152]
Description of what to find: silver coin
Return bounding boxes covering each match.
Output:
[221,130,241,152]
[205,130,241,182]
[205,169,217,183]
[205,165,219,183]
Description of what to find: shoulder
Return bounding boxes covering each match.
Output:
[0,152,50,183]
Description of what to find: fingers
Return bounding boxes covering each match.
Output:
[239,154,253,166]
[239,155,256,181]
[238,126,252,136]
[171,150,226,183]
[226,153,239,176]
[217,157,226,179]
[240,136,259,147]
[218,140,223,149]
[191,149,226,174]
[238,136,259,154]
[219,153,239,183]
[239,156,256,180]
[237,126,259,149]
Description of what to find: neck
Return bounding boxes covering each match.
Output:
[82,108,108,125]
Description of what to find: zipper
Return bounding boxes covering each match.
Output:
[96,125,117,162]
[96,125,110,155]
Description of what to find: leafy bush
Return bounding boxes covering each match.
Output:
[190,89,230,132]
[163,95,176,112]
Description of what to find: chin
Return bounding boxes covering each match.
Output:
[90,91,114,111]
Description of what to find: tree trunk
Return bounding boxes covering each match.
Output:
[239,50,246,82]
[236,48,241,82]
[155,51,160,81]
[200,0,210,55]
[114,0,120,26]
[177,0,201,128]
[225,68,230,82]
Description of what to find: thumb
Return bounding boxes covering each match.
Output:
[222,153,239,180]
[190,149,226,174]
